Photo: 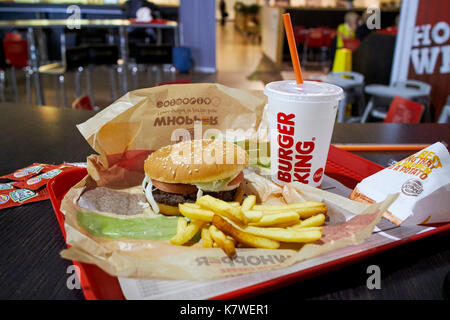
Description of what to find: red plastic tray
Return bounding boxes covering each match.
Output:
[48,146,450,300]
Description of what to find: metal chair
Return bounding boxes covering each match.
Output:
[311,71,365,123]
[327,71,365,123]
[86,43,120,103]
[129,43,174,89]
[2,33,33,103]
[38,32,90,108]
[302,28,327,67]
[437,96,450,123]
[361,80,431,122]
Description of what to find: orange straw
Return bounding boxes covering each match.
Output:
[282,13,303,84]
[333,144,430,152]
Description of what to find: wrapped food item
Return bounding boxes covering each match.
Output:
[76,84,266,188]
[350,142,450,226]
[0,187,49,210]
[0,182,17,190]
[14,164,80,191]
[0,163,57,181]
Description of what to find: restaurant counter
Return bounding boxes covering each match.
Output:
[0,2,179,21]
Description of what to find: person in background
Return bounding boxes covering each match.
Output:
[219,0,228,26]
[123,0,161,43]
[124,0,161,19]
[355,10,374,42]
[336,11,359,49]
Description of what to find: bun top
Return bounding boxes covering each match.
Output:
[144,139,249,183]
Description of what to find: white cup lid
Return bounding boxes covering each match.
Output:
[264,80,344,103]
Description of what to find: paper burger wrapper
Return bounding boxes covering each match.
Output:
[350,142,450,226]
[350,188,403,225]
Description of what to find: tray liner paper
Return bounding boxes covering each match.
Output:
[59,83,397,280]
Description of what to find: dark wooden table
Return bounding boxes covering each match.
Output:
[0,104,449,300]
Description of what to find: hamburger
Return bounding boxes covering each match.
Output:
[142,139,249,215]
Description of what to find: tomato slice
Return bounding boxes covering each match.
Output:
[227,171,243,186]
[151,179,197,195]
[152,171,243,194]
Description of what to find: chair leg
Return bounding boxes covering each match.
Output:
[0,70,5,102]
[53,75,59,107]
[302,44,308,65]
[131,65,138,90]
[358,86,365,117]
[361,98,374,123]
[109,67,118,101]
[75,67,83,98]
[146,66,152,85]
[85,67,93,106]
[59,75,68,109]
[155,65,162,85]
[337,96,347,123]
[9,68,18,102]
[25,67,32,105]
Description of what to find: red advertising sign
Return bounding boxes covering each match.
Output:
[391,0,450,120]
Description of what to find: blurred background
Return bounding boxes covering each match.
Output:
[0,0,448,123]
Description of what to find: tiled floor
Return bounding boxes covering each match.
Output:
[4,21,328,109]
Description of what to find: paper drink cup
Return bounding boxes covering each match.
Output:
[264,80,344,187]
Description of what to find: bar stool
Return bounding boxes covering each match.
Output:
[86,44,120,102]
[0,42,7,102]
[325,71,365,123]
[437,96,450,123]
[38,45,89,109]
[309,71,365,123]
[129,43,174,89]
[2,33,33,103]
[361,80,431,123]
[302,29,326,67]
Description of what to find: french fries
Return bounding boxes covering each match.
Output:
[254,201,327,219]
[179,203,215,222]
[242,210,263,223]
[248,211,299,227]
[196,195,248,224]
[209,224,236,258]
[201,227,214,248]
[253,201,324,211]
[170,219,205,245]
[289,213,326,229]
[171,194,327,258]
[212,215,280,250]
[177,217,188,233]
[241,195,256,211]
[243,225,322,242]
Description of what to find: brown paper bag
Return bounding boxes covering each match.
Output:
[77,84,266,187]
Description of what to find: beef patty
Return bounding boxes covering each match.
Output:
[152,187,238,207]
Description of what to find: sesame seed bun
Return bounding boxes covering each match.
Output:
[144,139,249,184]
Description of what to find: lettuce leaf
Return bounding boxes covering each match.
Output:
[77,211,178,240]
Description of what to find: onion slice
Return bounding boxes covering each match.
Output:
[143,176,160,214]
[196,188,203,200]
